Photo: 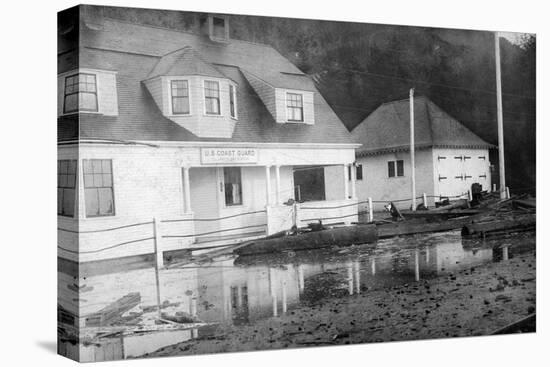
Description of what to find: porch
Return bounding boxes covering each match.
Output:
[58,161,359,264]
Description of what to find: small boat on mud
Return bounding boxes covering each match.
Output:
[234,224,378,256]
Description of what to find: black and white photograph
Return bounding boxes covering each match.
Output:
[53,3,540,362]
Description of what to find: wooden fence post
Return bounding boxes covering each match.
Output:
[492,183,497,192]
[153,218,163,320]
[423,193,428,208]
[153,217,163,269]
[468,190,473,201]
[506,187,511,199]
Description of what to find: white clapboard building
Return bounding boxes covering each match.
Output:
[57,8,360,262]
[350,96,494,211]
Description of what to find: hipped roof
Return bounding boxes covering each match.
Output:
[351,96,494,155]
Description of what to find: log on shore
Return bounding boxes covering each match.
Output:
[461,216,536,237]
[377,217,473,239]
[400,209,483,221]
[234,225,378,256]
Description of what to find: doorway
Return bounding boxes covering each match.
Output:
[293,167,326,202]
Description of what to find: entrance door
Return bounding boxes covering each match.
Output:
[188,167,219,240]
[293,167,326,202]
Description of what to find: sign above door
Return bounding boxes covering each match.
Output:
[200,148,258,165]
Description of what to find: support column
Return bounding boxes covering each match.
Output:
[343,164,349,199]
[275,165,281,205]
[183,166,192,213]
[265,165,272,206]
[350,164,357,199]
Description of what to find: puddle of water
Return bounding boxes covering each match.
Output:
[58,230,535,361]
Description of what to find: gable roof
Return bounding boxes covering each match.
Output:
[146,46,227,80]
[59,15,354,145]
[351,96,494,155]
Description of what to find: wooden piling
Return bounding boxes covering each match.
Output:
[368,197,373,222]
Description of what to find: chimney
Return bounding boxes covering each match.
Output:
[200,14,229,43]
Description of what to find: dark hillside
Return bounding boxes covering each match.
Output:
[90,6,536,192]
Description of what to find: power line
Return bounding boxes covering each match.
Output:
[149,82,535,120]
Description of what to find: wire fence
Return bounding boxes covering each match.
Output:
[58,191,473,256]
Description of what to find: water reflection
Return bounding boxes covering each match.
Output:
[58,231,534,361]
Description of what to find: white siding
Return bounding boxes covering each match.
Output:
[352,147,492,212]
[355,149,435,211]
[58,144,357,262]
[59,145,191,262]
[324,165,346,201]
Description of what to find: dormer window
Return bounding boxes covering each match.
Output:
[204,80,221,115]
[64,73,98,113]
[229,84,237,119]
[171,80,190,115]
[212,17,226,39]
[286,92,304,122]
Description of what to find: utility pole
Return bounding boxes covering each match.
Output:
[495,32,507,199]
[410,88,416,211]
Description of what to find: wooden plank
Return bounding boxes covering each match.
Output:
[85,292,141,327]
[461,216,536,237]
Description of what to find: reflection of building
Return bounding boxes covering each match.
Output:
[196,258,301,323]
[59,233,502,361]
[430,242,493,273]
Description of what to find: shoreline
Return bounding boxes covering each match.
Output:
[144,244,536,358]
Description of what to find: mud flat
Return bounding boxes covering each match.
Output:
[144,245,536,358]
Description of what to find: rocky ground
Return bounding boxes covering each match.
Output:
[145,247,536,358]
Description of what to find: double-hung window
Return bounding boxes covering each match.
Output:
[286,93,304,122]
[58,160,77,217]
[83,159,115,217]
[64,73,98,113]
[388,160,404,178]
[348,164,364,181]
[204,81,221,115]
[229,84,237,119]
[223,167,242,206]
[171,80,190,114]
